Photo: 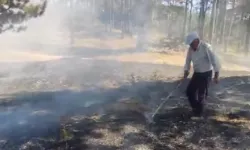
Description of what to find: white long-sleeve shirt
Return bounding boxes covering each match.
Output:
[184,41,221,73]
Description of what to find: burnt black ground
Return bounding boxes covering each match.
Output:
[0,53,250,150]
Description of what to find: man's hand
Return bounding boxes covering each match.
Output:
[213,72,219,84]
[213,77,219,84]
[183,71,189,79]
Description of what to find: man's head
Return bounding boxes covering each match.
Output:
[190,39,200,50]
[185,32,200,50]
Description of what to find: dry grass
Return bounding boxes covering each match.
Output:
[96,52,186,66]
[96,51,250,72]
[104,97,151,114]
[74,36,250,72]
[1,48,249,72]
[74,37,136,50]
[0,51,63,62]
[85,128,124,148]
[1,34,250,73]
[214,115,250,124]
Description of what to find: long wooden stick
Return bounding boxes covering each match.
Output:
[152,80,183,119]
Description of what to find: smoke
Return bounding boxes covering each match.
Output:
[0,0,160,143]
[0,0,95,141]
[3,0,250,149]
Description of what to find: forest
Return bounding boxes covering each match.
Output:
[1,0,250,150]
[1,0,250,53]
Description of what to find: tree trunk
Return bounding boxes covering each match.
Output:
[245,31,250,55]
[225,0,236,52]
[244,19,250,55]
[110,0,114,30]
[104,0,109,32]
[215,0,222,45]
[121,0,125,38]
[198,0,206,39]
[92,0,95,23]
[208,0,217,43]
[237,6,245,52]
[228,0,236,37]
[69,0,74,47]
[222,1,228,52]
[217,0,226,45]
[125,0,131,35]
[128,0,132,34]
[188,0,193,32]
[109,0,113,32]
[244,0,250,55]
[182,0,189,38]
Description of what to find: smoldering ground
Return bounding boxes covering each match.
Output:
[1,0,250,150]
[1,61,250,150]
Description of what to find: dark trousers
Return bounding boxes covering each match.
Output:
[186,70,212,115]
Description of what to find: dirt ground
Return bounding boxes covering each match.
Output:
[0,35,250,150]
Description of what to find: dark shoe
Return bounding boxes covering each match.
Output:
[192,108,202,117]
[196,101,204,115]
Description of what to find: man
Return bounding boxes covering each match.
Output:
[183,32,221,116]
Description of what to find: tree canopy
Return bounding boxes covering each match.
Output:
[0,0,47,33]
[0,0,249,53]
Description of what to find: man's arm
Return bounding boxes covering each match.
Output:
[184,49,191,78]
[206,46,221,79]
